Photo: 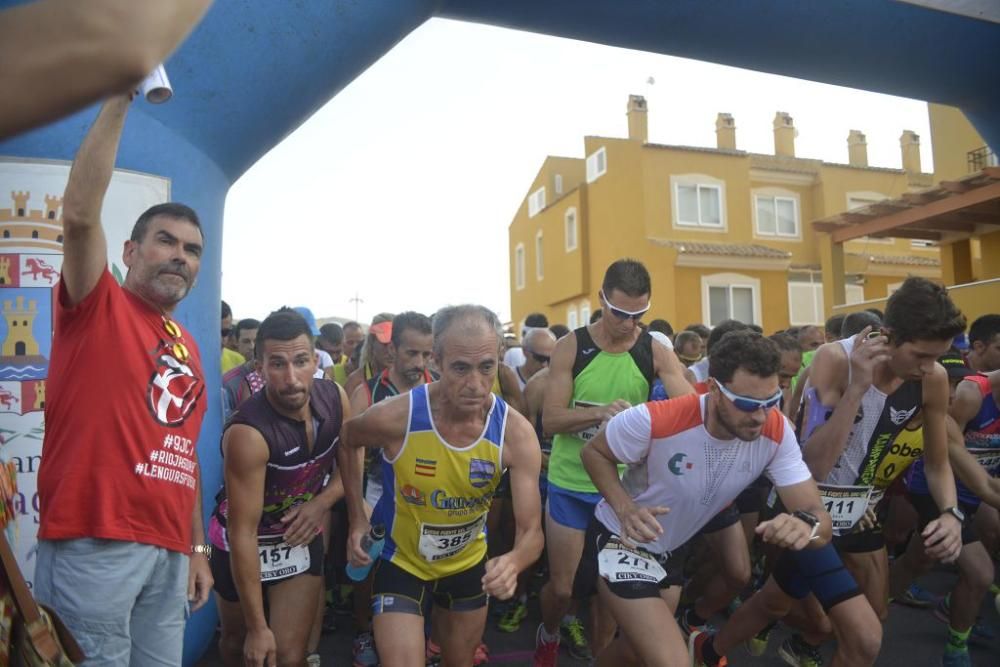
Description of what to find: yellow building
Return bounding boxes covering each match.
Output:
[508,95,962,334]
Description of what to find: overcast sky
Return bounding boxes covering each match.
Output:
[221,18,933,326]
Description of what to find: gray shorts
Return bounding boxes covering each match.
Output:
[34,538,189,666]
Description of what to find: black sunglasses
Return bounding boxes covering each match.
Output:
[530,351,550,364]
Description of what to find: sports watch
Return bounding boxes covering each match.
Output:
[940,506,966,524]
[191,544,213,558]
[792,510,821,541]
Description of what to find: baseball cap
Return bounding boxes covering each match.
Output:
[292,306,319,336]
[370,321,392,344]
[939,349,975,379]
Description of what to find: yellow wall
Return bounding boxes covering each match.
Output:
[928,103,987,181]
[833,278,1000,326]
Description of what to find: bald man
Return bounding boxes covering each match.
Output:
[515,328,557,390]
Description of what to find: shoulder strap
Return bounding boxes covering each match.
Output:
[571,326,597,379]
[0,532,63,661]
[628,331,655,388]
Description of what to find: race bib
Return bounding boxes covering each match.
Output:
[968,448,1000,476]
[574,400,604,441]
[258,538,311,581]
[597,539,667,585]
[418,515,486,562]
[818,484,872,530]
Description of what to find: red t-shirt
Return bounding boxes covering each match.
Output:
[38,269,207,553]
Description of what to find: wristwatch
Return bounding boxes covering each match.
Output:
[940,506,966,524]
[191,544,213,558]
[792,510,821,541]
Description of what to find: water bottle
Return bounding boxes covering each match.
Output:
[345,524,385,582]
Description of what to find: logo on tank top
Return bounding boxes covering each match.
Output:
[147,352,203,426]
[668,453,693,475]
[889,405,917,426]
[469,458,496,488]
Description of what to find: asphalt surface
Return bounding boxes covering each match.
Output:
[197,568,999,666]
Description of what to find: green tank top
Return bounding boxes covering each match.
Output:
[548,327,653,492]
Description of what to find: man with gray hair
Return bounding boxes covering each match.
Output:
[339,304,544,667]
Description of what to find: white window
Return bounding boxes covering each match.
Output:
[554,173,563,195]
[564,208,578,251]
[580,301,591,325]
[528,187,546,217]
[535,230,544,281]
[788,281,824,326]
[567,306,579,330]
[514,243,525,290]
[755,195,799,237]
[846,285,865,303]
[586,147,607,183]
[672,177,725,229]
[701,273,760,326]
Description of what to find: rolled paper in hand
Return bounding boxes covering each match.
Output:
[138,65,173,104]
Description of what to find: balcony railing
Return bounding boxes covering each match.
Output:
[968,145,997,173]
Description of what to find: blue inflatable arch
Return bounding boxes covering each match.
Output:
[1,1,997,662]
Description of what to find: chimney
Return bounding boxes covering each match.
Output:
[627,94,648,143]
[900,130,921,173]
[847,130,868,167]
[773,111,796,157]
[716,113,736,150]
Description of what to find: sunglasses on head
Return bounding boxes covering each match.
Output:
[715,381,782,413]
[599,290,650,321]
[530,351,550,364]
[162,317,191,363]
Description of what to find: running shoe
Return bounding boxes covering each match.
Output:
[352,631,378,667]
[745,623,773,657]
[934,595,997,643]
[497,599,528,633]
[306,654,321,667]
[677,606,717,637]
[533,624,559,667]
[894,583,938,609]
[777,634,823,667]
[941,648,972,667]
[473,642,490,665]
[559,617,591,661]
[689,629,728,667]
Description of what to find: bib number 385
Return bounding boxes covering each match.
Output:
[418,515,486,562]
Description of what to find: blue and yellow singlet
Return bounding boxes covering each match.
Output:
[375,383,507,580]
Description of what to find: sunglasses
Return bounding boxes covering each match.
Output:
[221,326,233,338]
[162,316,191,363]
[530,351,550,364]
[715,381,782,413]
[599,290,650,321]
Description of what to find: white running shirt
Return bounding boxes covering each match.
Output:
[594,394,811,554]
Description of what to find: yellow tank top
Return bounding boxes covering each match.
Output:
[491,373,502,398]
[374,383,506,579]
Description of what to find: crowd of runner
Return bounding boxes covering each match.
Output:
[212,256,999,667]
[31,95,999,667]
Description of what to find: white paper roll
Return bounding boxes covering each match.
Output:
[139,65,173,104]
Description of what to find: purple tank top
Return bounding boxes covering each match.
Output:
[210,379,343,546]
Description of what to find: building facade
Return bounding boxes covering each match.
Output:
[507,95,970,333]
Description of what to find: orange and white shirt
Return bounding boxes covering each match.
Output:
[594,393,810,554]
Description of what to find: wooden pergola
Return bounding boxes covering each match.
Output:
[812,167,1000,309]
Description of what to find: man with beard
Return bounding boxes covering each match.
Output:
[209,310,349,667]
[35,94,213,664]
[347,312,436,667]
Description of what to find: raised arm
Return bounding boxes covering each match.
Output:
[801,331,889,480]
[60,96,134,305]
[0,0,213,138]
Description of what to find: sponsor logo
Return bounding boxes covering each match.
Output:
[414,457,437,477]
[401,484,426,506]
[581,347,597,356]
[889,405,918,426]
[668,452,693,476]
[429,489,492,512]
[147,352,203,426]
[469,458,496,488]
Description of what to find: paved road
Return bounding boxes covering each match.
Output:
[198,569,998,666]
